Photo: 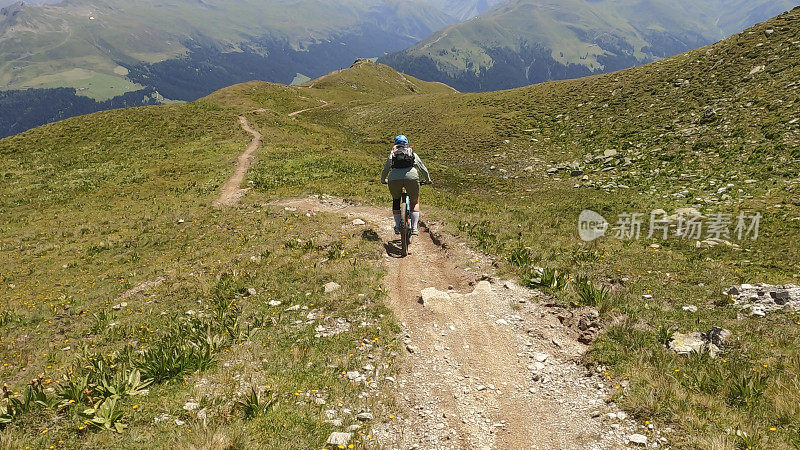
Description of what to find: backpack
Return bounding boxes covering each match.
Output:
[391,145,415,169]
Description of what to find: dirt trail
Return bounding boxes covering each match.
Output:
[288,99,329,117]
[112,276,167,303]
[214,116,262,207]
[275,196,643,449]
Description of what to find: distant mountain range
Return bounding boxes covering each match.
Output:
[3,0,799,138]
[0,0,60,7]
[0,0,456,137]
[380,0,800,92]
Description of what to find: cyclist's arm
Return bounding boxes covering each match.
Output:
[415,154,432,183]
[380,157,392,183]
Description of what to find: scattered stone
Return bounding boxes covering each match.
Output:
[268,300,282,307]
[246,288,257,296]
[356,412,374,421]
[669,327,731,358]
[174,418,185,426]
[682,305,698,313]
[532,352,549,363]
[420,287,451,312]
[750,65,765,75]
[196,408,207,421]
[764,29,774,37]
[406,344,419,354]
[324,282,341,293]
[112,302,127,310]
[603,149,618,157]
[726,284,800,314]
[183,401,200,411]
[628,434,648,446]
[473,280,492,293]
[704,327,732,348]
[570,169,584,177]
[352,218,365,226]
[326,432,352,447]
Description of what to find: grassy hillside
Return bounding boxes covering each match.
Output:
[380,0,800,91]
[1,7,800,449]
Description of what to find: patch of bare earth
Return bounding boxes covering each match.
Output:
[214,116,262,207]
[274,196,647,449]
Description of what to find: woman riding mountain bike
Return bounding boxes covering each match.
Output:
[380,135,432,236]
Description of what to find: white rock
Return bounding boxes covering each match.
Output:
[473,280,492,293]
[682,305,698,313]
[352,219,365,226]
[532,352,549,362]
[356,412,374,421]
[324,282,341,293]
[346,371,361,381]
[268,300,282,307]
[326,432,352,446]
[420,287,451,312]
[495,318,509,326]
[628,434,648,446]
[183,401,200,411]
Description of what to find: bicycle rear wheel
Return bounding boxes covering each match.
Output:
[400,199,409,257]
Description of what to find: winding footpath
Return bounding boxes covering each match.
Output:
[214,116,262,207]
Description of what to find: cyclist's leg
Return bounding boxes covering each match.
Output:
[404,180,421,233]
[387,179,403,233]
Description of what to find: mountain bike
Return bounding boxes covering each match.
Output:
[399,181,429,257]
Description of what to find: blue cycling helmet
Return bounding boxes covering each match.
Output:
[394,135,409,146]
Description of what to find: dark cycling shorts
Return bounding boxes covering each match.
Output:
[388,179,419,201]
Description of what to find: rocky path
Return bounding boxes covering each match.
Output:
[275,196,651,449]
[214,116,262,207]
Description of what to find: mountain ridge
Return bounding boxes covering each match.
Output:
[380,0,800,92]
